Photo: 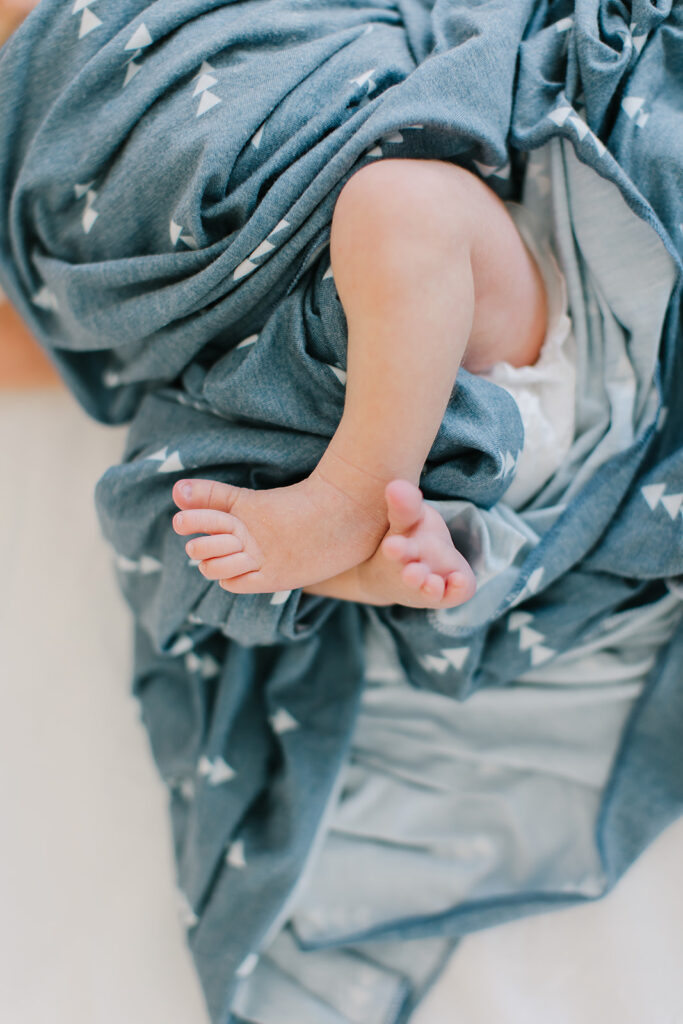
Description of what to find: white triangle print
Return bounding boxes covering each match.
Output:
[226,840,246,868]
[509,611,533,631]
[170,220,183,245]
[236,954,258,978]
[269,219,290,236]
[103,369,120,387]
[641,483,666,510]
[170,634,193,655]
[233,258,257,280]
[209,757,236,784]
[526,567,545,593]
[441,647,469,670]
[635,110,649,128]
[74,181,95,198]
[569,115,589,139]
[176,891,198,929]
[589,131,606,156]
[493,162,511,179]
[123,60,141,87]
[73,0,95,12]
[82,206,98,233]
[473,161,497,177]
[269,589,291,605]
[115,553,137,572]
[125,23,152,50]
[138,555,163,574]
[158,450,184,473]
[366,145,383,157]
[185,652,202,674]
[200,654,220,678]
[350,68,376,88]
[196,91,221,116]
[251,125,264,148]
[146,446,168,462]
[621,96,645,119]
[382,131,403,144]
[329,365,347,385]
[249,239,275,260]
[419,654,449,674]
[197,755,213,777]
[548,105,572,126]
[180,234,198,249]
[530,644,555,666]
[179,779,195,801]
[661,493,683,519]
[555,16,573,31]
[236,334,258,349]
[79,7,102,37]
[195,60,215,77]
[322,264,334,280]
[632,33,647,54]
[193,74,218,96]
[270,708,299,734]
[519,626,545,651]
[32,286,59,311]
[504,451,516,474]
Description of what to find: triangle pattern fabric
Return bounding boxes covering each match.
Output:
[196,91,221,117]
[79,8,102,38]
[125,23,153,50]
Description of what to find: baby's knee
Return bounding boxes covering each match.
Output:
[331,157,475,271]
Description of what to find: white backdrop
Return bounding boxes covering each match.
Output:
[1,389,681,1024]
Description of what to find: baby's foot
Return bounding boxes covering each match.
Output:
[171,449,391,593]
[351,479,476,608]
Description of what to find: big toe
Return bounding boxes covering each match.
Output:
[384,479,424,535]
[172,478,241,512]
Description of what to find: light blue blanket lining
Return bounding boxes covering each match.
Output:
[227,138,681,1024]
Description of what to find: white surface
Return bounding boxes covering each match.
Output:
[1,389,682,1024]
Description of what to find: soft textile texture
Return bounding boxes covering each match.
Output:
[1,2,682,1022]
[481,199,576,510]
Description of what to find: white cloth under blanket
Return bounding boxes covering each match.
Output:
[480,201,577,511]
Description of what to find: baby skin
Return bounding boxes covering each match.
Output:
[172,159,548,608]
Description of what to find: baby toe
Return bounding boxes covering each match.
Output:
[444,569,476,603]
[384,479,424,534]
[200,552,260,580]
[186,534,243,560]
[421,573,445,600]
[173,508,243,537]
[172,478,242,513]
[381,534,419,563]
[401,560,430,589]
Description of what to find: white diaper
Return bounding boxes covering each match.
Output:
[479,201,576,511]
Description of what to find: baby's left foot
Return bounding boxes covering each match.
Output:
[171,450,391,593]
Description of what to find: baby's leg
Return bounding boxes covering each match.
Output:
[319,158,547,490]
[173,159,546,596]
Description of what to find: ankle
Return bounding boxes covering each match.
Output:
[322,429,423,490]
[312,447,390,526]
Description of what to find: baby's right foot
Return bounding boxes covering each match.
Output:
[351,480,476,608]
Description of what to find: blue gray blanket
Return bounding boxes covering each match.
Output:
[1,1,683,1021]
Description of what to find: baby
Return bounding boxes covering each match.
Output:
[172,158,548,610]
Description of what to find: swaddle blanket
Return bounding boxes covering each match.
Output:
[1,1,683,1021]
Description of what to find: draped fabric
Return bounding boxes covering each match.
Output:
[1,2,682,1021]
